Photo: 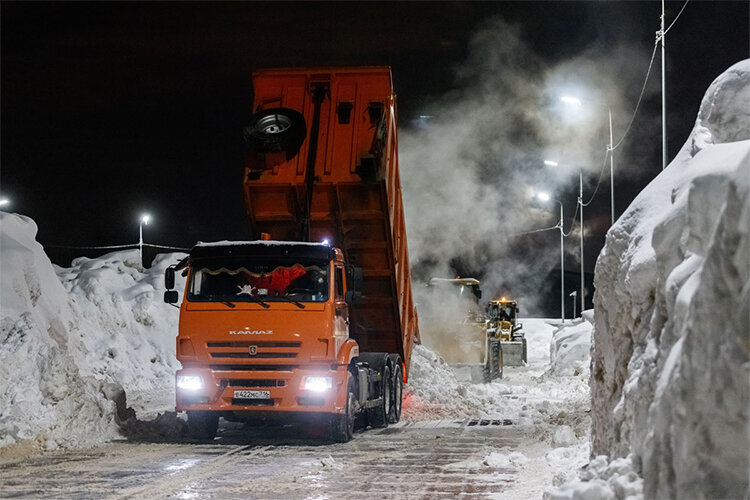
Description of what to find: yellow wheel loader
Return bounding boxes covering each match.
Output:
[485,298,526,366]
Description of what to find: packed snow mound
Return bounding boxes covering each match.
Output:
[56,248,185,398]
[549,311,593,377]
[404,320,590,436]
[0,212,186,452]
[590,59,750,498]
[546,454,643,500]
[0,213,120,451]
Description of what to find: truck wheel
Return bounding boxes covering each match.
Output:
[330,373,355,442]
[483,339,499,383]
[368,365,391,428]
[388,362,403,424]
[186,411,219,441]
[492,341,501,380]
[243,107,306,159]
[522,337,528,364]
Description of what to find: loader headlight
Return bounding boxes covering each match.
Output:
[304,376,333,392]
[177,375,203,391]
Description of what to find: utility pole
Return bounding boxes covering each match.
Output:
[608,108,615,224]
[661,0,668,170]
[578,171,584,316]
[559,201,565,324]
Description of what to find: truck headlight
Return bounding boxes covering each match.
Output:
[177,375,203,391]
[304,376,333,392]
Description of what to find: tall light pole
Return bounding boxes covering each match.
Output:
[545,159,585,317]
[536,191,565,324]
[561,96,616,225]
[139,214,151,267]
[578,170,585,316]
[660,0,667,170]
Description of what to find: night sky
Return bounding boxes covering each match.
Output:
[2,1,749,271]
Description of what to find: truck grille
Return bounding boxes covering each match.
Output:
[210,364,297,372]
[206,341,301,361]
[207,341,301,348]
[209,352,297,359]
[226,379,285,388]
[232,398,275,406]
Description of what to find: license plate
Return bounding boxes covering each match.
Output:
[234,390,270,399]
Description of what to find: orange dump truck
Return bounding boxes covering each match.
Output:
[164,67,419,441]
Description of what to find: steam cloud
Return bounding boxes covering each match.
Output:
[400,18,659,318]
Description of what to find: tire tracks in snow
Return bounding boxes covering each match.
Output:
[108,444,269,499]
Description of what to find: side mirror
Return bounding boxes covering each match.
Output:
[165,267,175,290]
[345,290,362,305]
[164,290,179,304]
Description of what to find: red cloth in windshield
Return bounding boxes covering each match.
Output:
[251,264,307,296]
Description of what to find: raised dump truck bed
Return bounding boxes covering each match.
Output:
[243,67,419,374]
[164,67,419,442]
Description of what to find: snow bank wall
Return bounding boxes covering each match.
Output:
[0,212,184,451]
[0,213,119,450]
[591,60,750,498]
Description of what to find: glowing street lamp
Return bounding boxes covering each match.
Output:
[139,214,151,267]
[545,160,584,317]
[0,198,9,208]
[561,95,616,226]
[535,191,565,324]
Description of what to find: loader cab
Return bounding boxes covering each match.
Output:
[487,299,518,323]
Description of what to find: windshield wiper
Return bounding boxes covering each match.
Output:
[243,297,270,309]
[274,296,306,309]
[204,295,236,308]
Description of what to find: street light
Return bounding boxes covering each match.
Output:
[0,198,9,208]
[139,214,151,267]
[545,160,585,317]
[560,95,615,226]
[535,191,565,324]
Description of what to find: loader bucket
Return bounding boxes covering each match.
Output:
[500,339,527,366]
[420,321,486,365]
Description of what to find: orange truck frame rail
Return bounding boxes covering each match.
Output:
[164,67,419,442]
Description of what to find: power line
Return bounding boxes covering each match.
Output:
[581,149,611,207]
[611,40,659,151]
[664,0,690,35]
[42,242,190,251]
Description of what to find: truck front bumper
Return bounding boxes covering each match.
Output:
[175,364,349,415]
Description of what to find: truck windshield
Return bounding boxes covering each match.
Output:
[188,258,330,303]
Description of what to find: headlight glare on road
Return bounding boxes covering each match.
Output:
[304,376,333,392]
[176,375,203,391]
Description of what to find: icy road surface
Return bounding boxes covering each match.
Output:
[0,318,591,498]
[0,421,526,498]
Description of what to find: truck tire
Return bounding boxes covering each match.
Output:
[367,364,391,428]
[388,360,403,424]
[186,411,219,441]
[243,107,306,159]
[330,373,355,442]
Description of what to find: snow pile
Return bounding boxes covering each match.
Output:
[549,311,593,377]
[404,318,592,495]
[546,454,643,500]
[0,213,120,451]
[55,249,185,414]
[404,320,591,426]
[0,212,185,452]
[589,59,750,498]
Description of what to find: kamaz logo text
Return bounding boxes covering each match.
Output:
[228,330,273,335]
